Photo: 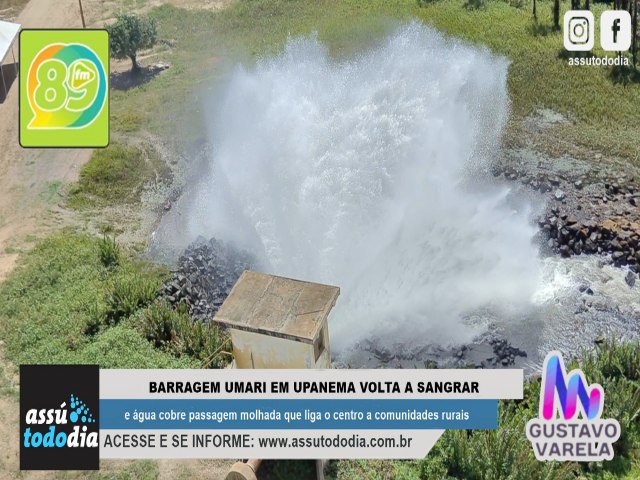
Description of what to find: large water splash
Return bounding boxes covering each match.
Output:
[184,22,541,350]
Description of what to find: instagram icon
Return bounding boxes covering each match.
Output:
[564,11,595,51]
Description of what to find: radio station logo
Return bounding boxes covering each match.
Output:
[20,365,99,470]
[526,351,620,462]
[19,29,109,148]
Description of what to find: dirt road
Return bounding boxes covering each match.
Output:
[0,1,234,478]
[0,4,98,477]
[0,0,93,281]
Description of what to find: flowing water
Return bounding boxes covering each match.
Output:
[154,23,640,367]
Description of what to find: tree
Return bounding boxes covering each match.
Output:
[107,14,157,72]
[633,0,638,67]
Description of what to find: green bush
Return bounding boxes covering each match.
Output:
[581,340,640,383]
[105,273,160,326]
[139,300,231,368]
[99,234,121,268]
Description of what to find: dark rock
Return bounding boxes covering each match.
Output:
[161,238,257,321]
[625,271,636,288]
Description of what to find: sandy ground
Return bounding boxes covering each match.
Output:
[0,1,92,281]
[0,1,235,478]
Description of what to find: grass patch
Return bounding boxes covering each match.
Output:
[107,0,640,163]
[111,108,146,133]
[97,459,159,480]
[39,180,64,205]
[0,232,230,369]
[331,459,422,479]
[414,0,640,159]
[67,143,169,209]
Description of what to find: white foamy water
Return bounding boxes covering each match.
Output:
[181,23,543,350]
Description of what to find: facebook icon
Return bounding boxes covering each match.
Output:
[612,18,621,43]
[601,10,631,51]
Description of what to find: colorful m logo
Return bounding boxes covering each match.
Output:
[541,351,603,420]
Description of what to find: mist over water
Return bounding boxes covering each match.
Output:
[184,23,542,351]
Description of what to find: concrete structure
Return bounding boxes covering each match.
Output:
[213,270,339,369]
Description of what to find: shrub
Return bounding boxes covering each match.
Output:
[99,234,121,268]
[581,339,640,383]
[104,273,160,325]
[139,300,231,368]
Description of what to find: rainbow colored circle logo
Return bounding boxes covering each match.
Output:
[26,43,107,130]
